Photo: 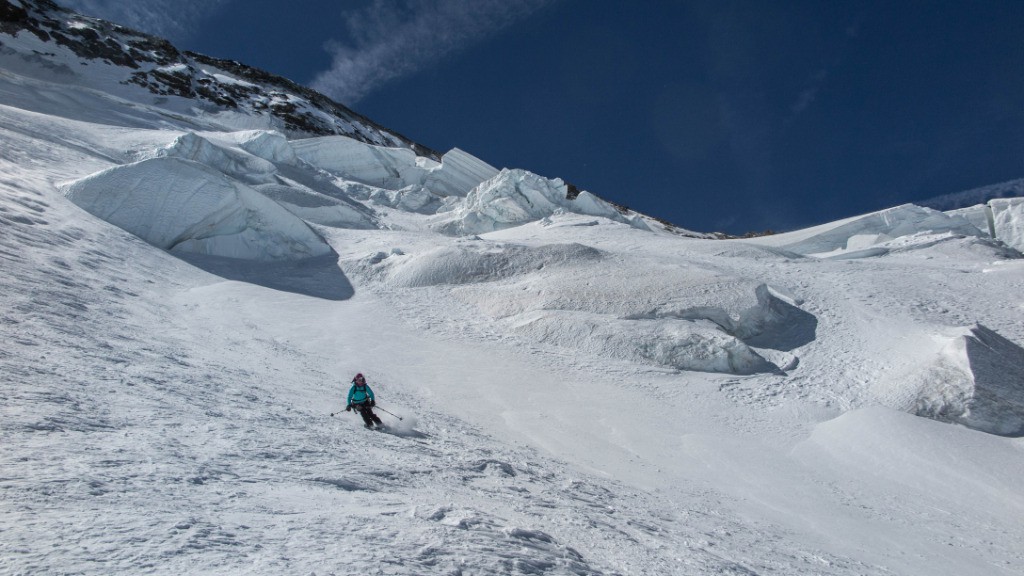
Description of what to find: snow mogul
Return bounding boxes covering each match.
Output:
[345,373,384,429]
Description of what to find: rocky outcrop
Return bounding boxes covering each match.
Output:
[0,0,437,157]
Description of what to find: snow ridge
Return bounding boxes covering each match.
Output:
[0,0,435,152]
[778,204,983,258]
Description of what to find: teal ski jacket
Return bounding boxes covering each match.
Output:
[347,382,375,405]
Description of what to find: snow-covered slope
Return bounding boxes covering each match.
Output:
[0,0,433,152]
[3,2,1024,575]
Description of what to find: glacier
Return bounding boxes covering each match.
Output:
[292,135,499,196]
[3,2,1024,575]
[990,197,1024,253]
[61,157,333,261]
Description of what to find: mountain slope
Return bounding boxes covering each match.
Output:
[0,0,435,154]
[3,2,1024,575]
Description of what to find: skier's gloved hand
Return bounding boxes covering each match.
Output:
[345,404,352,412]
[369,399,375,407]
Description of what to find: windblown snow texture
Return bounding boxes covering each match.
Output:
[3,2,1024,575]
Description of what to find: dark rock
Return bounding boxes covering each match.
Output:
[1,0,440,159]
[564,181,581,200]
[0,1,29,23]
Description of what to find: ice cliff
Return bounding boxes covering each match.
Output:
[61,157,332,261]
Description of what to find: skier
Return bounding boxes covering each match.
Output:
[346,373,384,429]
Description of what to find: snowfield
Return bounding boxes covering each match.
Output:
[3,3,1024,575]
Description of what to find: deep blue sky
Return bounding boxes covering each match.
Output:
[66,0,1024,234]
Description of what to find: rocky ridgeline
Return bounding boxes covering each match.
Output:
[0,0,437,158]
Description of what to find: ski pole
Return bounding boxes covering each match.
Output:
[374,406,403,421]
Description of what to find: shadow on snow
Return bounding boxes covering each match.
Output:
[746,297,818,352]
[177,252,355,301]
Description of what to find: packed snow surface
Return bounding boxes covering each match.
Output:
[3,5,1024,575]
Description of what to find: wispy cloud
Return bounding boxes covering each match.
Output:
[789,13,865,119]
[55,0,232,41]
[790,68,829,116]
[311,0,554,105]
